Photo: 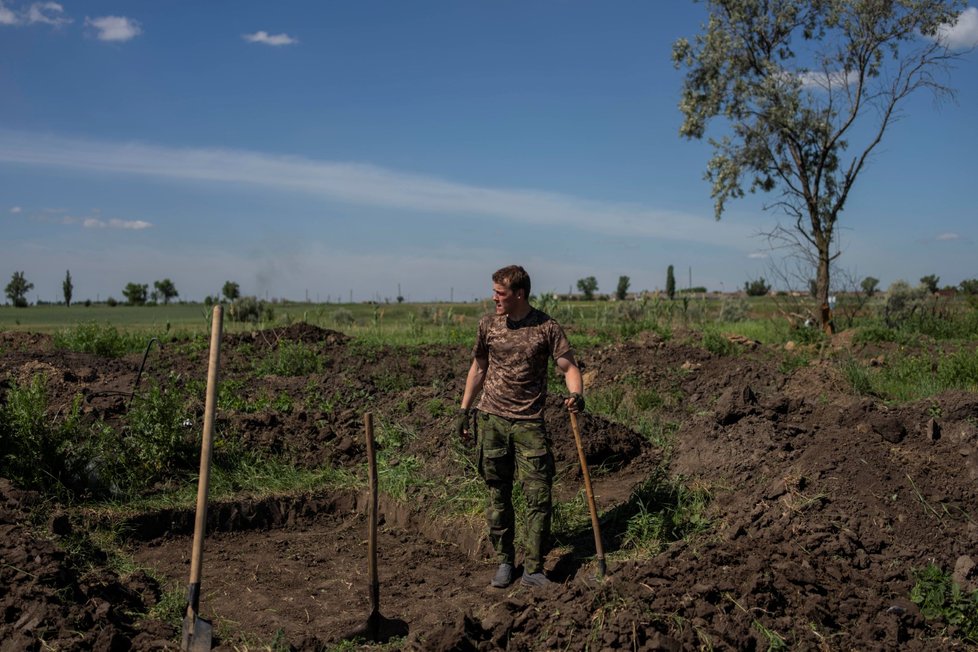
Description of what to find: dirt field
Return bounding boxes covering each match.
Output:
[2,323,978,650]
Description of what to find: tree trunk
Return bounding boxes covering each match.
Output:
[816,242,833,333]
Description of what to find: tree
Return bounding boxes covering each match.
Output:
[615,276,631,301]
[674,0,964,326]
[744,277,771,297]
[861,276,880,297]
[920,274,940,293]
[5,271,33,307]
[666,265,676,300]
[122,282,148,305]
[577,276,598,301]
[222,281,241,303]
[62,270,73,307]
[153,279,178,305]
[960,279,978,295]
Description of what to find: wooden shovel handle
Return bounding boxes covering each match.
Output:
[364,413,379,613]
[570,411,606,577]
[187,305,223,609]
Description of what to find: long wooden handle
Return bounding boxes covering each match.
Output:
[187,305,223,611]
[570,411,606,578]
[364,413,379,614]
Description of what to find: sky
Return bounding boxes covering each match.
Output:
[2,1,977,304]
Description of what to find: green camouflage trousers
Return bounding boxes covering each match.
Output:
[477,412,554,574]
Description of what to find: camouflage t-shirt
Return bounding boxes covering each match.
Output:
[474,308,573,420]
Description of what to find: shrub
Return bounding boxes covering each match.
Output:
[882,280,928,327]
[229,296,274,323]
[716,297,748,322]
[744,277,771,296]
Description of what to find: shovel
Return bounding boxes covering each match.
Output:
[181,305,223,652]
[343,413,408,643]
[570,411,607,579]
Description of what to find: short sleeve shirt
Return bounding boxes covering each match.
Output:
[474,307,573,420]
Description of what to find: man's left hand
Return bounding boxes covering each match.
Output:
[565,393,585,413]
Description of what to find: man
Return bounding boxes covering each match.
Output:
[456,265,584,589]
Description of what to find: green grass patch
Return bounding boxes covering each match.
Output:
[840,347,978,402]
[615,472,711,556]
[53,321,159,357]
[255,341,324,376]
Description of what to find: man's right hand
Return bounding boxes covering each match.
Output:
[455,408,473,444]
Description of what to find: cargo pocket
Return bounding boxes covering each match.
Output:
[481,446,511,483]
[521,447,554,484]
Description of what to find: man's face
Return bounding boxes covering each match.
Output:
[492,282,521,315]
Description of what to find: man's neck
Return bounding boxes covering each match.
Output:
[507,303,532,322]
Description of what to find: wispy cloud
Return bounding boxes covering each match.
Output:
[243,30,298,46]
[78,217,152,229]
[936,232,960,241]
[747,251,768,259]
[798,69,859,91]
[27,1,69,25]
[0,129,758,248]
[10,206,22,214]
[935,7,978,50]
[0,1,71,26]
[85,15,141,42]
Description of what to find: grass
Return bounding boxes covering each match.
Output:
[53,321,165,357]
[840,346,978,402]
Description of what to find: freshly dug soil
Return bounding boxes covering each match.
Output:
[2,323,978,650]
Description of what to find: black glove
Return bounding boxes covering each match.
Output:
[455,408,473,443]
[566,392,585,413]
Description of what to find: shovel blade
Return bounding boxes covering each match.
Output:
[181,612,213,652]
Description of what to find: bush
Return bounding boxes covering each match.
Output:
[229,296,274,323]
[882,280,928,327]
[744,277,771,296]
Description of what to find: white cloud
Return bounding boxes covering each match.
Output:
[937,232,960,241]
[85,15,141,42]
[1,1,72,26]
[936,7,978,50]
[10,205,22,213]
[798,69,859,91]
[243,30,298,46]
[0,2,18,25]
[42,211,153,229]
[79,216,152,229]
[26,1,69,26]
[747,251,768,259]
[0,129,760,249]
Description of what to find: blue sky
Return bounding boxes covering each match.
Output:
[2,1,976,303]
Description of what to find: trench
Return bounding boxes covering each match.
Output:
[124,489,506,648]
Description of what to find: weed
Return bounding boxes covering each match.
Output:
[425,398,450,418]
[911,564,978,643]
[149,582,186,626]
[53,321,152,357]
[701,330,735,357]
[616,472,711,555]
[256,341,323,376]
[753,619,787,651]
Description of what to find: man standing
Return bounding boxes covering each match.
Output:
[456,265,584,589]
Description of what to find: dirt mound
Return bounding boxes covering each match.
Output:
[224,322,349,347]
[0,478,174,650]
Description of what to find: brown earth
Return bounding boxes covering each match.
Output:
[2,323,978,650]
